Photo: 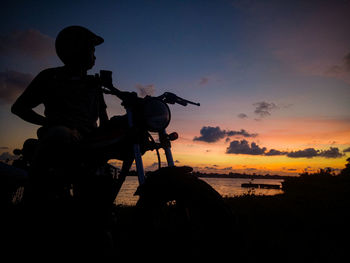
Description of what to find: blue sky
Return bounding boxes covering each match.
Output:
[1,0,350,175]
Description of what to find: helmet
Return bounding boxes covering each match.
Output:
[55,25,104,65]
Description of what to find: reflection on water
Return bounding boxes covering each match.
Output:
[114,176,284,206]
[202,177,284,197]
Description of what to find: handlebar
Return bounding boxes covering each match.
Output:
[102,86,139,109]
[158,92,200,107]
[98,70,200,107]
[101,85,126,98]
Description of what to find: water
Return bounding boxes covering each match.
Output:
[114,176,284,206]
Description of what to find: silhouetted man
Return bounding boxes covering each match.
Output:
[11,26,113,259]
[12,25,108,197]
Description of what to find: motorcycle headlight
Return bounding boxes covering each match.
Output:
[143,98,171,132]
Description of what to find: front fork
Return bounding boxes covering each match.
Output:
[159,130,175,167]
[127,110,175,186]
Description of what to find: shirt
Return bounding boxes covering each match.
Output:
[15,66,107,134]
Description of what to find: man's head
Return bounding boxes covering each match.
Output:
[55,26,104,70]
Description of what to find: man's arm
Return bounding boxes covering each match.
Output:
[11,103,48,126]
[11,70,48,126]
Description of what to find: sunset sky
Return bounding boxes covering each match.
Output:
[1,0,349,176]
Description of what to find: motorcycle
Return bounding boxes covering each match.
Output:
[3,70,235,259]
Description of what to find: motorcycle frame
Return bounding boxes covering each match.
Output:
[126,109,175,186]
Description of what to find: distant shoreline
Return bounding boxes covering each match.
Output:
[127,169,293,179]
[193,171,292,180]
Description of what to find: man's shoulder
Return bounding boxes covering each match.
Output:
[37,66,66,80]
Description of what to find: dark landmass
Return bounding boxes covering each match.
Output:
[193,171,293,179]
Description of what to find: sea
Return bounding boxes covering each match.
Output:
[114,176,284,206]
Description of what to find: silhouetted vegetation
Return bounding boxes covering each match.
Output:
[340,157,350,176]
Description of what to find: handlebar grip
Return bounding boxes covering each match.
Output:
[186,100,200,106]
[176,99,188,106]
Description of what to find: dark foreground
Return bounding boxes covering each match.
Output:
[114,174,350,262]
[3,174,350,262]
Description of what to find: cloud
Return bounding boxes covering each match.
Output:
[194,126,226,143]
[0,29,55,59]
[193,126,258,143]
[226,129,258,138]
[237,113,248,119]
[327,53,350,73]
[199,77,209,85]
[286,148,319,158]
[252,101,292,120]
[0,70,33,103]
[265,149,287,156]
[201,165,233,172]
[224,140,344,159]
[345,53,350,71]
[344,147,350,153]
[253,101,278,118]
[326,52,350,84]
[284,147,344,159]
[226,140,266,155]
[318,147,344,158]
[135,84,156,97]
[328,52,350,73]
[285,147,344,159]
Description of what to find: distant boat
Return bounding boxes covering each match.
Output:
[241,182,281,189]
